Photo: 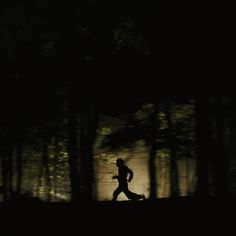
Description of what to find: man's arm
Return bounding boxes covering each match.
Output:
[128,168,133,182]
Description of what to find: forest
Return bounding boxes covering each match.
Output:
[0,1,236,233]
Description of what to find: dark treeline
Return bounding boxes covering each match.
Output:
[0,1,236,205]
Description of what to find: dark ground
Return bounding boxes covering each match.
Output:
[0,197,235,235]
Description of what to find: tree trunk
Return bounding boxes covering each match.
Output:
[195,94,212,198]
[213,92,228,198]
[79,105,99,202]
[42,142,51,201]
[1,155,8,201]
[16,143,23,194]
[67,88,80,202]
[148,104,158,200]
[9,150,14,199]
[0,147,13,200]
[164,102,179,197]
[53,138,59,200]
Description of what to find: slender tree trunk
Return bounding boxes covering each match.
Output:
[79,105,99,202]
[53,138,59,200]
[195,94,212,199]
[36,142,51,201]
[37,158,44,198]
[42,142,51,201]
[1,155,8,201]
[16,143,23,194]
[148,104,158,200]
[213,92,228,198]
[164,102,179,197]
[6,148,13,200]
[1,148,13,200]
[0,126,9,200]
[67,87,80,202]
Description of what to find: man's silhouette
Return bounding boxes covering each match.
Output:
[112,159,145,201]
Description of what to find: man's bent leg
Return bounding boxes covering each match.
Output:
[112,187,122,201]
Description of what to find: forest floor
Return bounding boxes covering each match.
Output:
[0,197,235,235]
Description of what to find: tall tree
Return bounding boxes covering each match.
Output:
[79,102,99,202]
[213,92,229,198]
[147,102,159,199]
[195,93,212,198]
[67,87,80,202]
[164,102,179,197]
[16,142,23,194]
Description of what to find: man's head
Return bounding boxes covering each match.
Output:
[116,158,124,167]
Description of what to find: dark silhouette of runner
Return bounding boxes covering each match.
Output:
[112,158,145,201]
